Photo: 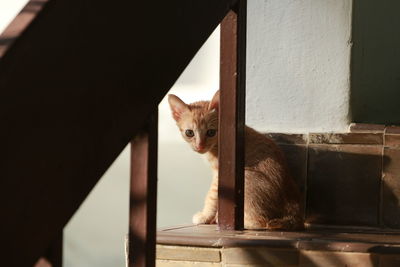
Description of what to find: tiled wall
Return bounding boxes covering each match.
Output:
[266,124,400,229]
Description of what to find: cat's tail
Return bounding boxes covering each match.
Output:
[266,215,305,231]
[265,200,305,230]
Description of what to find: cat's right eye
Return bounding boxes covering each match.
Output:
[206,129,217,137]
[185,129,194,137]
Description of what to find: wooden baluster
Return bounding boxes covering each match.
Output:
[128,111,158,267]
[218,0,247,231]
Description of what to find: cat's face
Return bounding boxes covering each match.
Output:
[168,91,219,154]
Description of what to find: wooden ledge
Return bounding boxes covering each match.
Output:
[157,224,400,254]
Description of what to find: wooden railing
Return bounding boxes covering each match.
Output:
[0,0,242,265]
[127,0,247,266]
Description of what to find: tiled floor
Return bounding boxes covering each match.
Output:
[157,224,400,266]
[158,224,400,253]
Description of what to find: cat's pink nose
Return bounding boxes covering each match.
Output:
[196,144,205,150]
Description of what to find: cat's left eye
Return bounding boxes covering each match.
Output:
[185,129,194,137]
[206,129,217,137]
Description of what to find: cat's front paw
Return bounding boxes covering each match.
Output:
[192,211,214,225]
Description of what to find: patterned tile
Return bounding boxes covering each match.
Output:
[299,251,378,267]
[307,145,382,226]
[222,247,298,265]
[382,147,400,228]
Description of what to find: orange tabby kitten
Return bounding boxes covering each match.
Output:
[168,90,304,230]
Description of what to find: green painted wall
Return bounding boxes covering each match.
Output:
[351,0,400,124]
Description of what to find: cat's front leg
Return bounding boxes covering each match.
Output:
[192,175,218,224]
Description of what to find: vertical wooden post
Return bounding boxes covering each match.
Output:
[43,233,63,267]
[128,111,158,267]
[218,0,247,231]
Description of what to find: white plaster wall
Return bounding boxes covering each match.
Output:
[246,0,352,133]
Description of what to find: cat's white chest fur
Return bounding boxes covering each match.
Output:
[203,152,218,170]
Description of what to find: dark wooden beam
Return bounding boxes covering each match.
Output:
[129,111,158,267]
[0,0,235,265]
[218,0,247,230]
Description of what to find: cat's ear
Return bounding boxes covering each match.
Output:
[168,94,189,121]
[208,90,220,111]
